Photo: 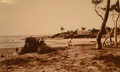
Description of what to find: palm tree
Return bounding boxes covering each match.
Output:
[81,27,86,35]
[81,27,86,30]
[60,26,64,33]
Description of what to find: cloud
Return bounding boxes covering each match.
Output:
[0,0,13,4]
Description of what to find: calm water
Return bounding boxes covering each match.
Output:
[0,36,24,48]
[0,35,96,48]
[0,35,49,48]
[1,35,119,48]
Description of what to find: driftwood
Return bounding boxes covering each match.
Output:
[19,37,55,54]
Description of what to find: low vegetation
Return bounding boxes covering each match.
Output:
[19,37,55,54]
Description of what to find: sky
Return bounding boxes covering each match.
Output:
[0,0,119,36]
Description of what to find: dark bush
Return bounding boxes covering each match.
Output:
[19,37,56,55]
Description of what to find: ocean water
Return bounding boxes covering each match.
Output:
[0,35,97,48]
[0,35,53,48]
[0,36,26,48]
[1,35,119,48]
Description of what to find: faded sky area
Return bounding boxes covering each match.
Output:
[0,0,118,36]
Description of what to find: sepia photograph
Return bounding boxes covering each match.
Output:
[0,0,120,72]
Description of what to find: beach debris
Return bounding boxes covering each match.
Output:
[1,54,4,58]
[19,37,55,54]
[67,39,73,46]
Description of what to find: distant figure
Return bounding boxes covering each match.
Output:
[13,52,17,56]
[16,47,18,53]
[1,54,4,58]
[67,38,73,46]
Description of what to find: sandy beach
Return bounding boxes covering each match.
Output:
[1,44,120,72]
[0,48,22,58]
[1,0,120,71]
[0,36,120,72]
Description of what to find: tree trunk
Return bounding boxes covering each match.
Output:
[114,23,117,47]
[114,15,120,47]
[103,28,114,47]
[96,0,110,49]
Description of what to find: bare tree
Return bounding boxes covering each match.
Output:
[92,0,120,48]
[92,0,113,47]
[111,11,120,47]
[110,0,120,47]
[103,27,114,47]
[92,0,110,49]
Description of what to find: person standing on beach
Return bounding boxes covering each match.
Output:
[13,48,19,56]
[16,47,18,53]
